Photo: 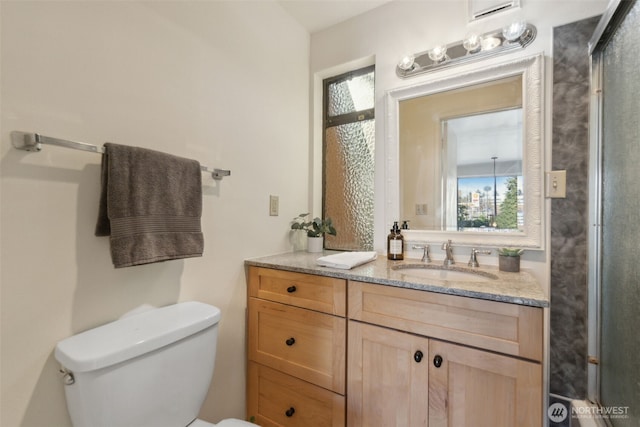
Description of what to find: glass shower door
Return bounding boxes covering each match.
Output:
[590,1,640,425]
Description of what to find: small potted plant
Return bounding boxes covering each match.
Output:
[498,247,524,272]
[291,213,337,252]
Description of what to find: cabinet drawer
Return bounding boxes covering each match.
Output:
[248,267,346,316]
[248,298,346,393]
[348,281,543,361]
[247,362,345,427]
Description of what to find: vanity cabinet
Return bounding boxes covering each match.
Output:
[247,267,346,426]
[347,281,543,427]
[246,266,544,427]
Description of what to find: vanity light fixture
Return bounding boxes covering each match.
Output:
[396,22,537,78]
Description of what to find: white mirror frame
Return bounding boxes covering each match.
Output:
[385,54,544,249]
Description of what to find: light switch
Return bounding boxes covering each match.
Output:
[546,171,567,198]
[269,195,279,216]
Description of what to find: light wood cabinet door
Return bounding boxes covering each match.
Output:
[247,362,345,427]
[428,340,542,427]
[248,298,346,394]
[347,321,429,427]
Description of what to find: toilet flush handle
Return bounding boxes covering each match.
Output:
[59,367,75,385]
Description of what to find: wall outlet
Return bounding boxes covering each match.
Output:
[269,195,279,216]
[415,203,428,215]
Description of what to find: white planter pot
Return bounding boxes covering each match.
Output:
[307,236,324,253]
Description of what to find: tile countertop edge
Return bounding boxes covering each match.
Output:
[245,251,549,308]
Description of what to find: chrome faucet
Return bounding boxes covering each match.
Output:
[412,245,431,263]
[442,240,455,266]
[468,248,492,267]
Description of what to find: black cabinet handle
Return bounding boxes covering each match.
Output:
[287,285,297,293]
[433,355,443,368]
[285,337,296,346]
[285,407,295,417]
[414,350,424,363]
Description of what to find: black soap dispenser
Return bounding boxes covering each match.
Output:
[387,221,404,260]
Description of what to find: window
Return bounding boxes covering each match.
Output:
[323,65,375,250]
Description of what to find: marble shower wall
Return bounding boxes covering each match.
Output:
[550,15,601,399]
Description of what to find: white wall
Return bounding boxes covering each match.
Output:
[0,2,309,426]
[310,0,608,286]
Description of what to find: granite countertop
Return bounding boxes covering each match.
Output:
[245,251,548,308]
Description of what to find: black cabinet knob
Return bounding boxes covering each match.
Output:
[414,350,424,363]
[285,407,296,417]
[433,355,443,368]
[285,337,296,346]
[287,285,297,293]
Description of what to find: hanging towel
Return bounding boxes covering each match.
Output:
[316,251,378,269]
[95,143,204,268]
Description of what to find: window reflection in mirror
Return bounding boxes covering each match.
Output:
[443,108,524,232]
[399,75,523,232]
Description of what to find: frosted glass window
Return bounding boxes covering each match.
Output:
[324,120,375,250]
[323,65,375,250]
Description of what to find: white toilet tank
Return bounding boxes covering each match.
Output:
[55,302,221,427]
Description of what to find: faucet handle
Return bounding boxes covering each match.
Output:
[412,245,431,263]
[468,248,492,267]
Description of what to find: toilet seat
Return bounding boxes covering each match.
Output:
[216,420,255,427]
[189,418,254,427]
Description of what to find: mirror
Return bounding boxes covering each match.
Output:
[386,54,544,248]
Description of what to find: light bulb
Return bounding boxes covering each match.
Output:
[502,20,527,42]
[481,36,501,51]
[463,33,483,53]
[428,45,447,62]
[397,54,416,71]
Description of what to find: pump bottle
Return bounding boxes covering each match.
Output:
[387,221,404,260]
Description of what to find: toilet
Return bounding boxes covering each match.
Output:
[54,301,253,427]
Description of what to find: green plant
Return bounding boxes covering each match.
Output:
[498,247,524,257]
[291,212,337,238]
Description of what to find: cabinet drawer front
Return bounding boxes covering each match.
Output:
[249,267,346,316]
[248,298,346,393]
[348,281,543,361]
[248,362,345,427]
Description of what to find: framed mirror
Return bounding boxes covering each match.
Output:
[385,54,544,248]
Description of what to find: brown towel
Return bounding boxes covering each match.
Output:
[95,143,204,268]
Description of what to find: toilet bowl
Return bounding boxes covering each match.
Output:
[55,302,253,427]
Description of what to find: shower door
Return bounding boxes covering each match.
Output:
[589,1,640,425]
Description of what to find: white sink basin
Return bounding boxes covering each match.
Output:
[392,264,498,282]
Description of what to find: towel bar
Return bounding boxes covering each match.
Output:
[11,131,231,181]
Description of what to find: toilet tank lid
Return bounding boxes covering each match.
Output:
[55,302,221,372]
